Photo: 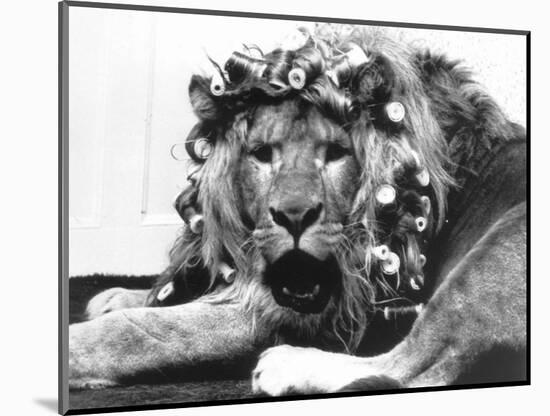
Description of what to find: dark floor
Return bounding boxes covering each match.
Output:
[69,379,255,411]
[69,274,156,325]
[67,275,418,411]
[69,275,257,412]
[67,275,526,412]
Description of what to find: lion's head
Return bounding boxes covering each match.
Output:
[154,24,464,350]
[239,99,361,313]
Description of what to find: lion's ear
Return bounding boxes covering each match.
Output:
[189,75,223,121]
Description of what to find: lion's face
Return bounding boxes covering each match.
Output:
[238,100,360,313]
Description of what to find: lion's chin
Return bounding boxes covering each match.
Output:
[263,249,340,314]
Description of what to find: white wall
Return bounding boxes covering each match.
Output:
[68,7,526,276]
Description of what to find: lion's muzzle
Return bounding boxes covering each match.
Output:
[263,249,340,314]
[269,202,323,246]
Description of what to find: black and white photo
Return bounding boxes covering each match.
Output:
[60,2,528,414]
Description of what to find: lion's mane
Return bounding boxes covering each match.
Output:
[148,24,521,351]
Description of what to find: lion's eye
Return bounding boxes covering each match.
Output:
[325,143,350,163]
[250,145,273,163]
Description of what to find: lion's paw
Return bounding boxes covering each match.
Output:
[85,288,149,320]
[252,345,375,396]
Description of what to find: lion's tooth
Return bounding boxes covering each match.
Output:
[313,284,320,296]
[282,287,291,296]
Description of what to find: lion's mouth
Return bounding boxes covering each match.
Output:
[263,249,340,314]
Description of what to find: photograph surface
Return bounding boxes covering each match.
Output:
[62,3,528,413]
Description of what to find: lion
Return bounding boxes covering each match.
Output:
[68,24,526,395]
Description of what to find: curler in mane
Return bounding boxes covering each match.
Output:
[184,122,215,164]
[375,184,396,206]
[156,281,175,302]
[263,49,296,90]
[388,137,432,190]
[385,101,406,123]
[409,149,431,187]
[218,262,236,283]
[394,212,426,236]
[381,251,400,275]
[416,168,430,187]
[174,185,204,234]
[372,244,390,261]
[403,233,425,290]
[288,47,326,90]
[210,71,226,96]
[420,195,431,215]
[415,216,427,232]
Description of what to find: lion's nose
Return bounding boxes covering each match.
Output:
[269,203,323,242]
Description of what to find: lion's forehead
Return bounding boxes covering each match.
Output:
[248,100,347,147]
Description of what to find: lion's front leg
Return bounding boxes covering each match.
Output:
[69,301,263,389]
[253,204,526,395]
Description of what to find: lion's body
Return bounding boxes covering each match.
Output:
[68,26,527,393]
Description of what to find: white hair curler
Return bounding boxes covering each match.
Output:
[375,184,396,206]
[219,262,236,283]
[385,101,405,123]
[410,277,421,291]
[381,252,400,275]
[193,138,213,160]
[210,71,226,96]
[189,214,204,234]
[416,168,430,187]
[288,68,307,89]
[372,245,390,261]
[157,281,174,302]
[420,196,431,215]
[415,216,427,232]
